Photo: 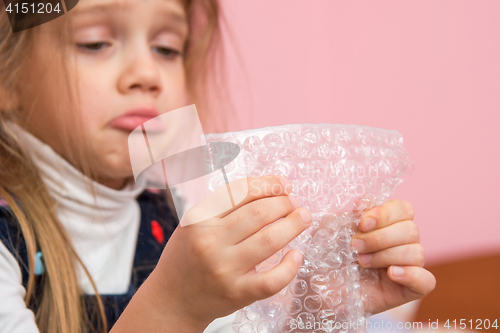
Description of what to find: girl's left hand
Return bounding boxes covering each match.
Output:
[350,199,436,314]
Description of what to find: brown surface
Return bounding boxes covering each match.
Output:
[415,252,500,331]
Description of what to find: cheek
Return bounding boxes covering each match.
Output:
[162,68,189,110]
[77,76,112,130]
[18,66,71,145]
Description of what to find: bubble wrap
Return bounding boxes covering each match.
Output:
[204,124,412,333]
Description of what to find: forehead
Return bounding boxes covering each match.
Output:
[72,0,187,22]
[69,0,189,39]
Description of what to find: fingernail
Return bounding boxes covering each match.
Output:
[292,251,303,264]
[358,253,371,266]
[392,266,404,277]
[363,217,376,232]
[351,239,366,252]
[278,176,292,194]
[299,209,311,225]
[289,195,298,209]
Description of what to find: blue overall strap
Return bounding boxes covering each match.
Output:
[0,204,44,312]
[85,189,179,330]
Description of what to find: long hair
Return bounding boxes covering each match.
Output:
[0,0,228,332]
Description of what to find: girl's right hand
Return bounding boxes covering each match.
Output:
[152,175,311,330]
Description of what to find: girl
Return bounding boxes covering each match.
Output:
[0,0,436,332]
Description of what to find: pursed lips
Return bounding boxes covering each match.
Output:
[107,108,165,132]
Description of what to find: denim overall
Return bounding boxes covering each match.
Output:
[0,189,179,331]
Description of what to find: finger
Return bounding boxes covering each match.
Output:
[387,265,436,301]
[182,175,293,224]
[242,250,303,301]
[234,208,311,269]
[360,199,415,232]
[223,194,298,244]
[357,243,425,268]
[351,220,420,253]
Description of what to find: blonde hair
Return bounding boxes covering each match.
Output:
[0,0,228,332]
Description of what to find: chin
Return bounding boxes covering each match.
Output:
[108,163,134,179]
[91,140,137,187]
[94,167,135,190]
[96,154,133,178]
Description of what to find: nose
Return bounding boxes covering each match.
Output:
[117,47,162,96]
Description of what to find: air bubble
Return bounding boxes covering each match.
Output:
[264,302,281,318]
[297,312,315,326]
[244,304,262,321]
[262,133,282,148]
[243,136,261,152]
[257,320,274,333]
[238,323,255,333]
[317,309,336,322]
[284,298,302,315]
[290,279,308,297]
[324,252,342,269]
[324,290,342,307]
[277,316,294,333]
[328,269,344,287]
[310,275,329,294]
[298,258,316,277]
[317,143,332,159]
[336,304,355,322]
[302,130,320,144]
[304,295,322,313]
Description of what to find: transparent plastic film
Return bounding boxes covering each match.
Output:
[204,124,412,333]
[128,104,249,226]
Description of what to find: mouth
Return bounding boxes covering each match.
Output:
[108,108,165,132]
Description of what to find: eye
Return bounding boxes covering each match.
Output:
[153,46,182,58]
[77,42,110,52]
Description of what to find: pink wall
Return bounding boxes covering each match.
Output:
[220,0,500,265]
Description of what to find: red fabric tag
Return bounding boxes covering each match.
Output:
[151,220,165,245]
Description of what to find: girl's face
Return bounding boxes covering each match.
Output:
[19,0,189,189]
